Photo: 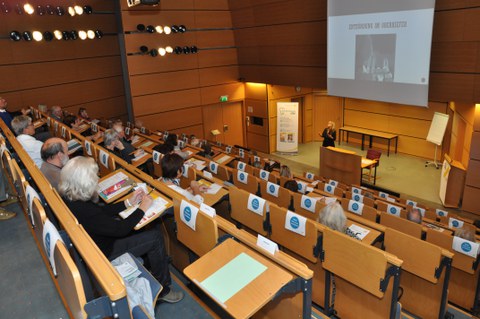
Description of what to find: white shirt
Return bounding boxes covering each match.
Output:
[17,134,44,167]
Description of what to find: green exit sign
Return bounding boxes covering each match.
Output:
[220,95,228,102]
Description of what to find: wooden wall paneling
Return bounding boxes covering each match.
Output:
[474,104,480,132]
[435,0,479,10]
[462,185,480,215]
[194,10,232,27]
[245,83,267,100]
[132,89,202,116]
[222,101,245,146]
[269,85,313,100]
[432,10,466,42]
[465,159,480,187]
[474,76,480,101]
[247,121,269,136]
[195,30,236,48]
[0,56,122,92]
[62,96,128,121]
[171,124,205,139]
[135,107,203,131]
[248,132,269,153]
[463,8,480,41]
[200,82,244,105]
[130,70,201,96]
[429,73,475,102]
[198,66,239,87]
[245,99,268,118]
[120,0,195,11]
[239,66,327,89]
[198,49,238,68]
[126,55,199,75]
[430,42,478,73]
[229,0,325,28]
[470,132,480,160]
[194,0,230,10]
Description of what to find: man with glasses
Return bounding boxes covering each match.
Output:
[11,115,44,167]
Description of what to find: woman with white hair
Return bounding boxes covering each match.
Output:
[58,156,183,303]
[318,202,346,232]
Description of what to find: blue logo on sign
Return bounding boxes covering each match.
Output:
[305,199,311,208]
[210,164,215,170]
[438,211,445,216]
[298,183,302,190]
[461,242,472,252]
[261,172,266,178]
[239,163,244,169]
[45,233,51,257]
[353,188,359,194]
[354,195,360,201]
[389,207,397,214]
[239,173,245,181]
[27,194,31,205]
[327,185,332,192]
[290,217,300,229]
[154,153,158,161]
[407,201,414,206]
[381,193,386,198]
[183,206,192,222]
[252,198,259,210]
[452,220,459,227]
[352,203,359,211]
[102,154,106,163]
[269,185,275,193]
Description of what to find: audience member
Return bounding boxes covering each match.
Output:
[252,160,262,169]
[198,141,213,159]
[455,226,475,242]
[406,207,423,224]
[159,153,208,204]
[58,156,183,303]
[165,134,188,159]
[103,129,139,164]
[50,105,64,122]
[0,96,30,130]
[318,202,346,232]
[153,143,174,155]
[283,179,298,193]
[11,115,44,167]
[0,170,17,220]
[63,114,83,131]
[279,165,293,179]
[78,107,91,121]
[40,138,69,190]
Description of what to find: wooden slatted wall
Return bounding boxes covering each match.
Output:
[120,0,241,138]
[0,0,126,120]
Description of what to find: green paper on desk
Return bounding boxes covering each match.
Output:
[200,252,267,304]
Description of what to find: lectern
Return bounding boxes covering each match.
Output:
[439,154,466,208]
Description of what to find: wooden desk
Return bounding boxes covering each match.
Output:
[183,146,200,157]
[184,238,294,319]
[361,158,378,184]
[213,153,234,165]
[198,179,229,207]
[338,126,398,156]
[97,169,138,204]
[130,152,152,168]
[346,220,382,245]
[135,140,158,153]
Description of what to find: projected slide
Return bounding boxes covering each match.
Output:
[327,0,435,106]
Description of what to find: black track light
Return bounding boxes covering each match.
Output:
[174,46,182,54]
[46,5,55,15]
[171,25,179,33]
[137,24,145,32]
[178,25,187,33]
[150,49,158,57]
[146,25,155,33]
[22,31,32,41]
[95,30,103,39]
[56,6,64,16]
[83,5,92,14]
[140,45,149,54]
[62,31,70,40]
[183,46,191,54]
[43,31,53,41]
[70,30,78,40]
[190,46,198,53]
[9,31,21,41]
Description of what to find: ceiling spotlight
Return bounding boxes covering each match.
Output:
[78,30,87,40]
[95,30,103,39]
[32,31,43,41]
[146,25,155,33]
[70,30,78,40]
[23,31,32,41]
[56,6,64,16]
[150,49,158,57]
[183,46,191,54]
[165,46,173,53]
[62,31,70,40]
[164,26,171,35]
[171,25,179,33]
[179,25,187,33]
[155,25,163,33]
[24,3,34,14]
[36,5,45,16]
[53,30,62,40]
[87,30,95,39]
[1,2,11,13]
[74,5,83,15]
[174,46,182,54]
[83,5,92,14]
[68,6,75,16]
[190,46,198,53]
[45,5,55,15]
[9,31,21,41]
[158,47,166,56]
[43,31,53,41]
[140,45,149,54]
[136,24,145,32]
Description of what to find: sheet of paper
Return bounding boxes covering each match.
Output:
[98,172,131,200]
[200,252,267,304]
[204,183,222,195]
[132,153,149,162]
[347,224,370,240]
[216,155,231,164]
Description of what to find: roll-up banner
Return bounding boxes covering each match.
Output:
[276,102,298,154]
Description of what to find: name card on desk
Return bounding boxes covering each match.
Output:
[387,204,401,217]
[209,161,218,174]
[203,171,213,179]
[348,200,364,215]
[406,199,417,206]
[237,171,248,184]
[257,234,278,255]
[305,172,314,180]
[259,169,270,181]
[351,186,361,194]
[352,193,364,203]
[436,209,448,217]
[200,203,216,218]
[266,182,279,197]
[247,194,265,216]
[453,236,480,258]
[180,200,199,231]
[237,161,245,171]
[300,195,317,213]
[297,181,307,194]
[324,183,335,194]
[285,211,306,236]
[26,185,41,225]
[449,217,464,229]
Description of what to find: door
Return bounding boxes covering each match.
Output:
[202,102,245,147]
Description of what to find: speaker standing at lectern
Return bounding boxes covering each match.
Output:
[320,121,336,147]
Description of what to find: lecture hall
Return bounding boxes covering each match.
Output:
[1,0,480,318]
